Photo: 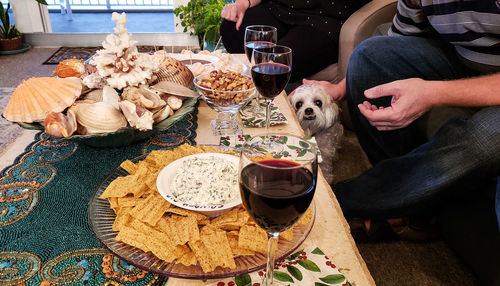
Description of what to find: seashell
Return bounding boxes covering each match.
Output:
[54,58,86,78]
[3,77,83,123]
[152,57,194,88]
[82,89,103,102]
[152,105,172,123]
[164,95,182,111]
[152,81,199,98]
[44,110,78,138]
[76,102,128,134]
[138,87,166,109]
[119,100,154,130]
[102,86,120,110]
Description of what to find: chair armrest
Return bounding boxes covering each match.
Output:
[338,0,397,78]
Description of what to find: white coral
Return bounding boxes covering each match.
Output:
[88,12,160,90]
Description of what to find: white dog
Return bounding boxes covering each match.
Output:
[290,84,340,136]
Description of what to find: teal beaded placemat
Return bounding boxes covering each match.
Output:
[0,110,198,285]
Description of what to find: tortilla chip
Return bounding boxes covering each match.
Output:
[165,207,209,223]
[211,208,249,230]
[112,208,133,232]
[238,224,268,254]
[115,225,151,252]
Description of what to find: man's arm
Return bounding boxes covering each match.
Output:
[358,73,500,130]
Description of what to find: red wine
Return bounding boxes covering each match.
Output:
[239,159,316,233]
[251,63,291,99]
[245,41,275,62]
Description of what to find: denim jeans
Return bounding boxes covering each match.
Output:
[334,36,500,229]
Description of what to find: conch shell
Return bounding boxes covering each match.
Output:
[3,77,83,123]
[119,100,154,130]
[44,110,78,138]
[54,58,86,78]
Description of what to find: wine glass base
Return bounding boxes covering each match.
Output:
[210,119,243,136]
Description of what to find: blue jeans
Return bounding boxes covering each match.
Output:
[334,36,500,229]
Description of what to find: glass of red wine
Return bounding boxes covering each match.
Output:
[251,45,292,135]
[239,133,318,285]
[244,25,277,115]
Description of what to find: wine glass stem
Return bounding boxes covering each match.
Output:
[265,99,272,135]
[265,232,279,285]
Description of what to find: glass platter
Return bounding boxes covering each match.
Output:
[88,152,316,279]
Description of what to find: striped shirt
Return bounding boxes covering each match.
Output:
[389,0,500,73]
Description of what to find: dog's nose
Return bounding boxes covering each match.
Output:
[305,108,314,115]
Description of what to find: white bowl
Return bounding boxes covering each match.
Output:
[156,152,242,217]
[168,53,220,66]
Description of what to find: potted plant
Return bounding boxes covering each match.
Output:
[0,2,22,51]
[0,0,47,51]
[174,0,226,51]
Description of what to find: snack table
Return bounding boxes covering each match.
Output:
[0,55,374,286]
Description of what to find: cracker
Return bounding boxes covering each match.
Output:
[279,227,294,241]
[189,224,236,272]
[120,160,137,174]
[227,231,254,256]
[155,215,200,245]
[130,192,170,226]
[211,208,249,230]
[238,224,268,254]
[296,207,312,226]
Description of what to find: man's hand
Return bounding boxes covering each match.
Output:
[358,78,433,131]
[290,78,346,101]
[221,1,248,31]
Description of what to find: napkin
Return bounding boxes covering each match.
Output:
[239,97,288,128]
[219,135,323,163]
[207,247,351,286]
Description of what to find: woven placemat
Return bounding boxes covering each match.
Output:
[43,46,201,64]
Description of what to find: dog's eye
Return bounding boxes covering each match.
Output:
[295,102,303,109]
[315,100,322,108]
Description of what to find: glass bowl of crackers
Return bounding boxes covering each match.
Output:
[89,144,315,279]
[194,70,256,136]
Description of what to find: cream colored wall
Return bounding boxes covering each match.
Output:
[10,0,52,33]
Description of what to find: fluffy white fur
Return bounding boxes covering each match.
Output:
[290,85,340,136]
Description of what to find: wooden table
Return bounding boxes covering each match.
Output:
[165,91,375,285]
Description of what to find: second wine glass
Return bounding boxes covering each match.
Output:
[244,25,277,115]
[251,45,292,134]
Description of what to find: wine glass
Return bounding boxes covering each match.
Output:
[251,45,292,135]
[239,133,318,285]
[244,25,277,114]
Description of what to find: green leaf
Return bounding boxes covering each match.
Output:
[281,136,288,144]
[287,249,303,260]
[299,140,309,148]
[298,150,308,157]
[315,283,330,286]
[36,0,48,5]
[346,282,352,286]
[222,140,230,146]
[297,259,320,272]
[247,117,256,122]
[235,273,252,286]
[311,248,325,255]
[274,271,294,283]
[319,274,346,284]
[287,145,300,150]
[286,265,303,281]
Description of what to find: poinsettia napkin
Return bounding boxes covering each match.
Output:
[219,134,323,163]
[239,97,288,127]
[207,247,351,286]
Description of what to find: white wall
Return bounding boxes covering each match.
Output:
[11,0,52,33]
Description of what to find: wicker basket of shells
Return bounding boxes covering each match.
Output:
[2,13,202,147]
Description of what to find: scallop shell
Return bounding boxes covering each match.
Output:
[152,57,194,88]
[152,81,199,98]
[3,77,83,123]
[76,102,128,134]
